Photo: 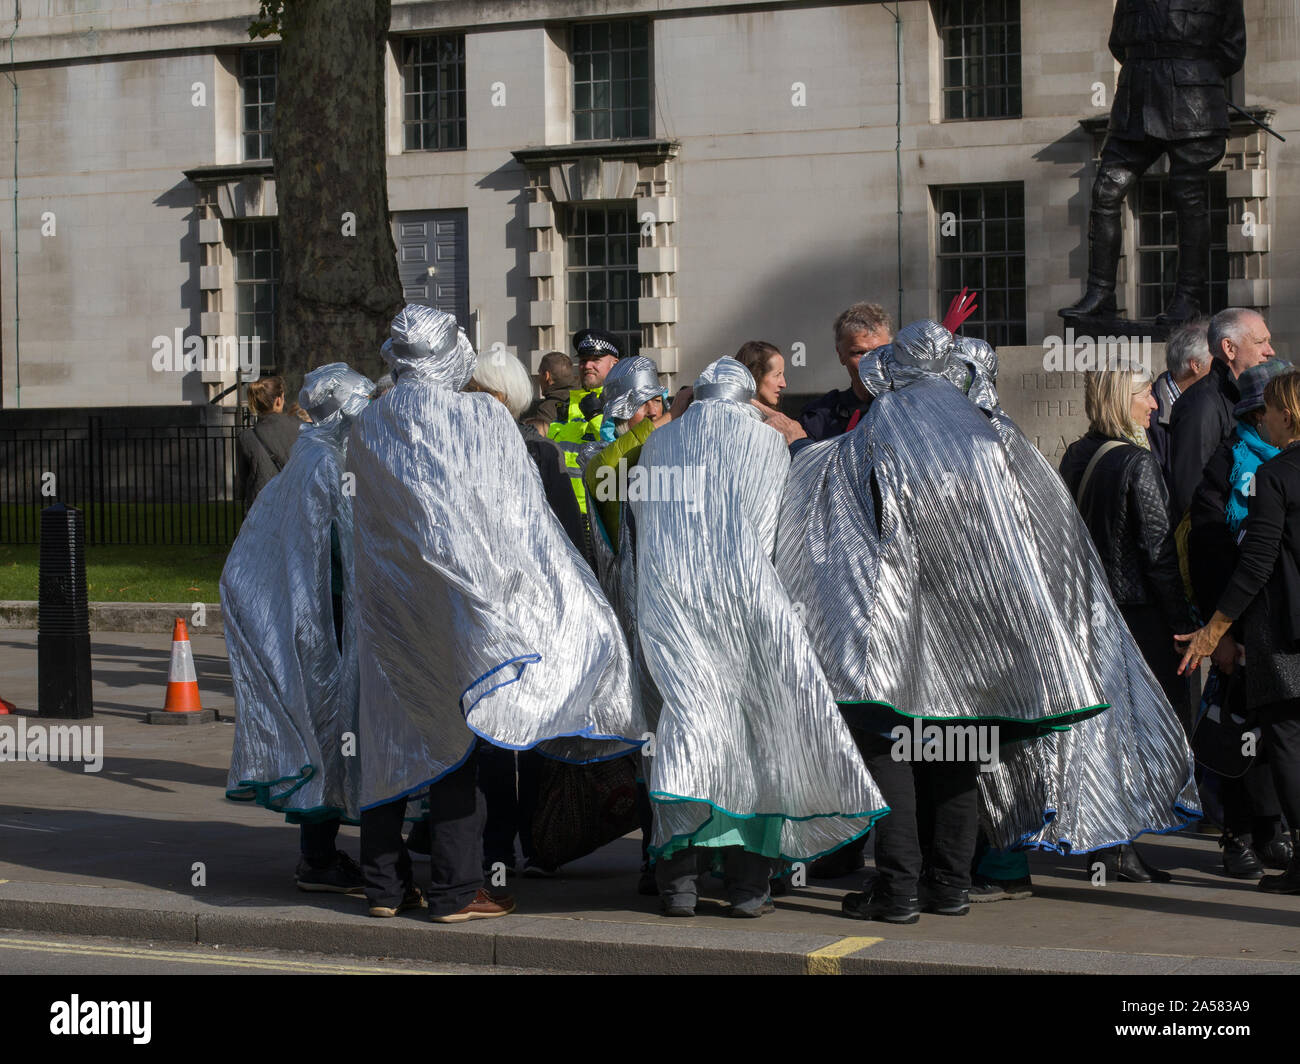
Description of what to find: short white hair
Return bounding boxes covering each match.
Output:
[470,350,534,419]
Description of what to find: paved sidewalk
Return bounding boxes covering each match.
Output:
[2,628,1299,974]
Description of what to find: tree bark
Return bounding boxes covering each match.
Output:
[272,0,402,392]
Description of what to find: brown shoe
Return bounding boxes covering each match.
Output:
[368,885,426,918]
[429,888,516,923]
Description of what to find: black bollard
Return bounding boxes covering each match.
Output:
[38,503,94,719]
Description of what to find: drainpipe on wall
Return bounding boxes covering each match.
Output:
[3,1,18,409]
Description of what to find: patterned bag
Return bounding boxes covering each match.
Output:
[530,754,641,868]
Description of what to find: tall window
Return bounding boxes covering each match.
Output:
[402,34,467,151]
[1136,173,1228,320]
[936,0,1021,120]
[572,20,650,141]
[936,183,1026,347]
[566,205,639,356]
[241,49,277,161]
[232,221,281,369]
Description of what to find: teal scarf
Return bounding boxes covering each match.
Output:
[1226,423,1279,534]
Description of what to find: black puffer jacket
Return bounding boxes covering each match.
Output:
[1060,431,1193,633]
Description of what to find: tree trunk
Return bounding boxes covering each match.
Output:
[272,0,402,393]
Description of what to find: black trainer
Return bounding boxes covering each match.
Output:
[295,850,365,896]
[919,877,970,916]
[842,884,920,924]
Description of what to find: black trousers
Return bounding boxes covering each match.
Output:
[362,750,485,915]
[851,726,981,898]
[1258,698,1300,831]
[477,743,545,866]
[298,818,340,866]
[1122,604,1192,733]
[359,798,414,909]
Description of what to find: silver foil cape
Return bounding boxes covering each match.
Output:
[223,365,374,822]
[779,322,1198,853]
[776,337,1108,726]
[588,470,663,740]
[631,358,888,861]
[960,372,1199,851]
[349,307,645,810]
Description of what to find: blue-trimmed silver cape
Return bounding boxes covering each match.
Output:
[348,306,646,811]
[949,337,1200,853]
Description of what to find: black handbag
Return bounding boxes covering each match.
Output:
[1190,666,1259,779]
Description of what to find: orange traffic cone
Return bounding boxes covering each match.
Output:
[162,617,202,713]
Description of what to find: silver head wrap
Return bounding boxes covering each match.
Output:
[380,304,477,389]
[947,336,1001,413]
[692,356,761,417]
[299,363,375,428]
[602,355,663,421]
[860,319,954,397]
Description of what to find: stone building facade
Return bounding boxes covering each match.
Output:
[4,0,1297,458]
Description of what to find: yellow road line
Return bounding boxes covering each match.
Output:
[0,936,446,975]
[805,936,880,975]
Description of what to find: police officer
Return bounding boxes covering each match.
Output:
[547,328,624,554]
[1061,0,1246,327]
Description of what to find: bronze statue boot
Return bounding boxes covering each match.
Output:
[1155,289,1204,328]
[1060,284,1118,320]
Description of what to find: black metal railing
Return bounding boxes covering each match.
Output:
[0,417,246,546]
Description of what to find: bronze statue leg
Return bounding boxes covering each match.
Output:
[1061,137,1161,320]
[1157,137,1228,327]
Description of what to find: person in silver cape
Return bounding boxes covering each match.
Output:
[632,356,888,918]
[346,304,647,923]
[223,362,375,897]
[776,321,1198,923]
[946,335,1200,887]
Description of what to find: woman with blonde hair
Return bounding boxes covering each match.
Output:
[1059,361,1195,882]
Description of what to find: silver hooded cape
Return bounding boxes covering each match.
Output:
[348,305,646,810]
[223,363,374,822]
[631,357,888,862]
[947,337,1200,852]
[776,321,1108,728]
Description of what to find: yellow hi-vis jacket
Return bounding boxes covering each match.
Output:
[547,387,603,514]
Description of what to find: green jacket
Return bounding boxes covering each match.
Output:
[584,418,656,545]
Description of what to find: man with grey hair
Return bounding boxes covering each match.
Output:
[1148,320,1211,486]
[1169,307,1275,517]
[795,302,894,447]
